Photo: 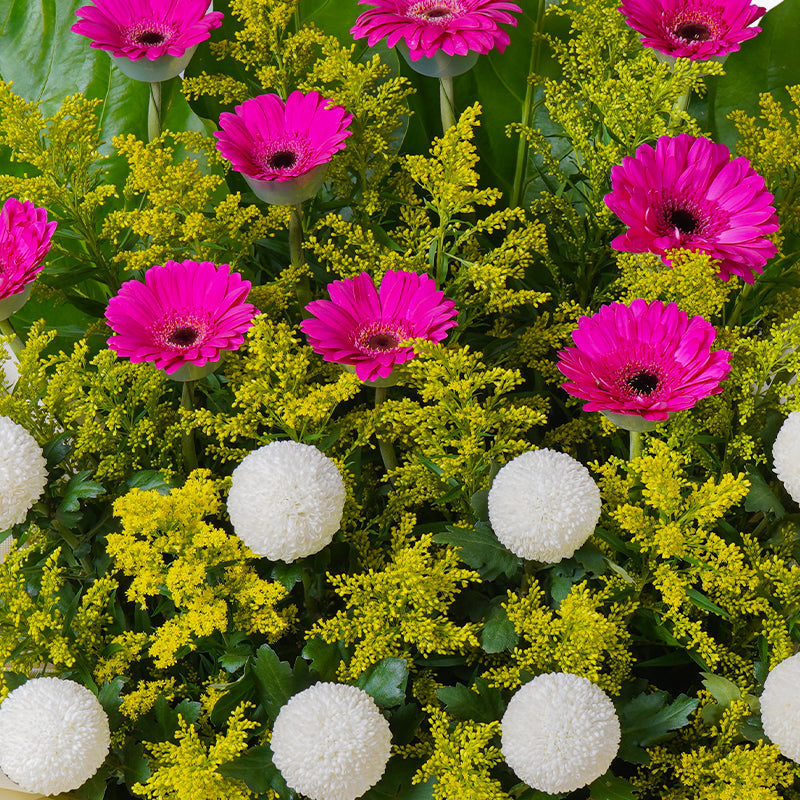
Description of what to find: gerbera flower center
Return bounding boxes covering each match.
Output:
[153,312,210,351]
[673,21,712,42]
[626,370,660,395]
[134,30,167,46]
[123,20,177,49]
[167,326,199,347]
[268,150,298,170]
[407,0,463,22]
[355,320,413,355]
[668,208,699,234]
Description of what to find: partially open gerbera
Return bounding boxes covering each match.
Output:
[215,92,353,184]
[72,0,223,61]
[300,271,458,382]
[351,0,522,61]
[0,197,56,300]
[619,0,766,61]
[105,260,258,375]
[557,299,731,421]
[604,133,779,283]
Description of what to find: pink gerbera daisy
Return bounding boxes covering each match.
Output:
[105,260,258,375]
[604,134,779,283]
[214,92,353,184]
[0,198,56,299]
[619,0,766,61]
[351,0,522,61]
[299,271,458,382]
[72,0,223,61]
[557,299,731,422]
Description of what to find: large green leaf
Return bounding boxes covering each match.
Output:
[710,0,800,148]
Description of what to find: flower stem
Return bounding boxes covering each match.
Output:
[629,430,643,461]
[510,0,545,209]
[0,318,24,359]
[374,386,398,479]
[148,81,162,142]
[181,380,198,472]
[290,203,312,309]
[439,76,456,133]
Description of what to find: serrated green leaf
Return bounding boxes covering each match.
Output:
[251,645,296,721]
[302,636,344,682]
[480,602,519,654]
[362,756,434,800]
[619,691,697,748]
[433,523,521,581]
[58,470,105,513]
[436,677,505,723]
[219,744,279,794]
[589,772,638,800]
[356,657,409,707]
[744,469,785,519]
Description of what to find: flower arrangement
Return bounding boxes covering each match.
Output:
[0,0,799,798]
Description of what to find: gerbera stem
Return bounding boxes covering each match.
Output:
[374,386,398,479]
[0,318,23,359]
[629,430,643,461]
[181,380,198,473]
[511,0,545,209]
[439,76,456,133]
[148,81,163,142]
[290,203,312,309]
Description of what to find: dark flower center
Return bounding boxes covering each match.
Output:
[167,326,199,348]
[669,208,699,234]
[627,370,659,396]
[421,7,453,18]
[674,22,712,42]
[268,150,297,170]
[134,30,166,46]
[367,332,400,350]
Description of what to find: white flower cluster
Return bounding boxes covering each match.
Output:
[488,449,602,562]
[773,412,800,504]
[761,652,800,762]
[0,416,47,532]
[0,677,110,796]
[501,672,620,794]
[227,440,346,562]
[271,682,392,800]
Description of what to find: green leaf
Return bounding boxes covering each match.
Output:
[126,470,171,494]
[480,601,519,654]
[210,673,256,728]
[618,690,697,760]
[356,657,409,707]
[589,772,638,800]
[219,744,280,795]
[433,522,521,581]
[302,636,344,681]
[744,469,785,519]
[436,677,505,723]
[361,757,434,800]
[710,0,800,147]
[58,470,105,512]
[251,645,297,721]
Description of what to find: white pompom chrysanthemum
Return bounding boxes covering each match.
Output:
[0,416,47,531]
[0,677,110,796]
[271,682,392,800]
[773,412,800,504]
[761,652,800,761]
[488,449,601,562]
[227,440,346,562]
[501,672,620,794]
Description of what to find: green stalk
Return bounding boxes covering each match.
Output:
[374,386,398,478]
[510,0,545,209]
[0,318,23,359]
[148,81,162,142]
[181,380,198,472]
[629,430,643,461]
[439,76,456,133]
[290,203,312,309]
